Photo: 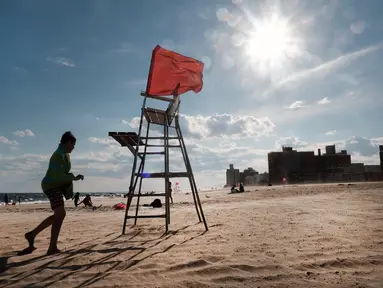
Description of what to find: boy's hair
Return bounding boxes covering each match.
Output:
[60,131,76,144]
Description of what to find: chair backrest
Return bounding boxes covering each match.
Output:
[166,95,180,125]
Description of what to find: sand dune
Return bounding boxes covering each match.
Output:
[0,183,382,287]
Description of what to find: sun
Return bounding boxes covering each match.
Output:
[243,14,299,70]
[247,17,289,61]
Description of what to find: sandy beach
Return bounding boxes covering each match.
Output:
[0,183,382,287]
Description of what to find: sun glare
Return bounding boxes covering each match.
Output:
[244,14,300,71]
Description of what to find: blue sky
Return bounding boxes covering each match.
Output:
[1,0,383,192]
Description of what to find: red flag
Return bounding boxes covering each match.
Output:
[146,45,204,96]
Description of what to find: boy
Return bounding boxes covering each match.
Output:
[20,131,84,255]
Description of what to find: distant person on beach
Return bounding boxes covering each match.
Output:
[20,131,84,256]
[239,183,245,193]
[79,194,93,207]
[168,181,173,204]
[72,192,80,207]
[18,196,21,205]
[4,193,9,205]
[79,195,102,211]
[231,185,239,193]
[143,198,162,208]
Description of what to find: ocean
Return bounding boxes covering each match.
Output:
[0,186,211,205]
[0,192,127,205]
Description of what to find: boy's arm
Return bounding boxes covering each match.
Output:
[65,153,75,179]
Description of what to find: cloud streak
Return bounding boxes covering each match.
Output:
[288,101,309,110]
[267,43,382,93]
[46,57,75,68]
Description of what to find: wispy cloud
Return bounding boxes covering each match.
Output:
[318,97,331,105]
[288,101,309,110]
[88,137,119,148]
[46,57,75,68]
[13,129,35,137]
[325,130,337,136]
[269,43,383,92]
[0,136,18,145]
[13,66,28,75]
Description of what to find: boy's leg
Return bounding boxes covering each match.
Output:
[18,214,54,255]
[19,187,65,255]
[27,215,55,246]
[25,187,64,246]
[47,205,66,254]
[45,188,66,254]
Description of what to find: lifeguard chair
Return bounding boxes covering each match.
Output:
[109,45,208,234]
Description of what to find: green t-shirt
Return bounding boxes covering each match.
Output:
[41,145,75,192]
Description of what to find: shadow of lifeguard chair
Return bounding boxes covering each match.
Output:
[109,91,208,234]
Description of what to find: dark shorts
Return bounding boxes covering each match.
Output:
[44,187,64,210]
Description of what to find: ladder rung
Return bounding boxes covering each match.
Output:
[135,172,190,178]
[145,137,179,140]
[145,144,181,148]
[140,91,173,103]
[138,152,164,155]
[129,193,166,197]
[126,215,166,219]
